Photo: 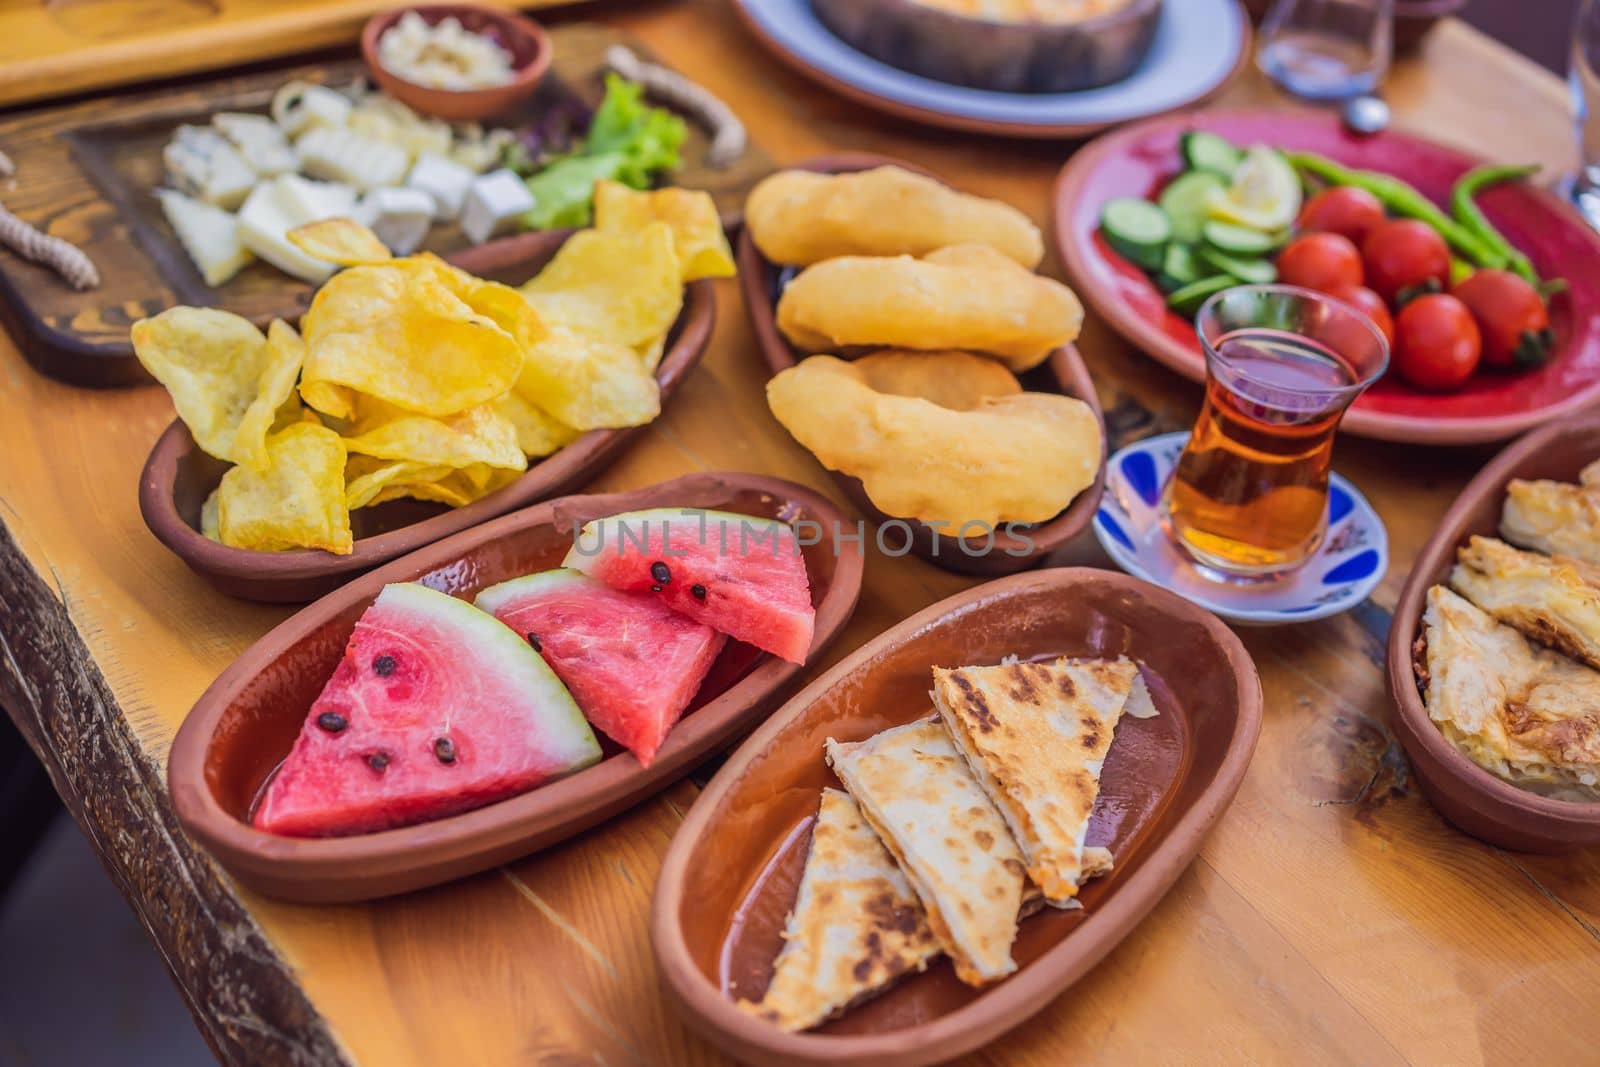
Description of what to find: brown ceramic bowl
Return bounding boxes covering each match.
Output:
[1387,414,1600,852]
[652,568,1262,1067]
[739,154,1107,577]
[168,471,865,904]
[361,4,552,122]
[139,229,715,604]
[1241,0,1464,53]
[811,0,1163,94]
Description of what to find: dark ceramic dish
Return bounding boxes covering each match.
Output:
[811,0,1163,94]
[738,154,1107,577]
[1387,413,1600,852]
[139,229,715,604]
[168,472,865,904]
[361,4,554,122]
[653,568,1262,1067]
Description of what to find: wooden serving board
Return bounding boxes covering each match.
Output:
[0,22,774,387]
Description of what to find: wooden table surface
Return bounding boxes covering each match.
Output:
[2,3,1598,1064]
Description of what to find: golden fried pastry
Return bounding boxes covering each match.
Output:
[1450,536,1600,669]
[745,165,1044,268]
[766,354,1101,527]
[851,349,1021,410]
[776,244,1082,372]
[1502,473,1600,565]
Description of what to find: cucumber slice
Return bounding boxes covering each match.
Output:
[1156,243,1203,294]
[1167,275,1237,316]
[1202,220,1278,256]
[1181,131,1242,177]
[1100,197,1170,271]
[1198,244,1278,285]
[1158,171,1226,244]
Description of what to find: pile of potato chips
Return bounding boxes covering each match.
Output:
[133,180,735,554]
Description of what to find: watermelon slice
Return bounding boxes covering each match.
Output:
[563,508,815,664]
[474,568,726,767]
[253,582,601,837]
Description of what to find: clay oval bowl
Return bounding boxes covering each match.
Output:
[810,0,1163,94]
[652,567,1261,1067]
[738,153,1107,577]
[167,471,865,904]
[361,4,553,123]
[139,229,715,604]
[1387,412,1600,852]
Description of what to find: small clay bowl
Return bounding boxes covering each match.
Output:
[168,471,864,904]
[652,568,1262,1067]
[139,229,715,604]
[361,4,552,122]
[1387,412,1600,852]
[738,153,1107,577]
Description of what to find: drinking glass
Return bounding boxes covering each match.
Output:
[1570,0,1600,229]
[1257,0,1396,101]
[1162,285,1389,580]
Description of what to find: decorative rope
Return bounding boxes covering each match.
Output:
[0,203,100,291]
[604,45,748,170]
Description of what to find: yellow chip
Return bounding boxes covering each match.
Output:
[342,399,527,472]
[364,464,516,509]
[639,332,667,374]
[515,324,660,431]
[200,488,221,543]
[490,391,582,458]
[301,257,524,417]
[231,319,307,472]
[216,422,353,554]
[131,308,273,465]
[286,217,393,267]
[521,222,683,351]
[343,455,454,510]
[594,181,735,282]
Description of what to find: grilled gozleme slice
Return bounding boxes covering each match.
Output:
[825,720,1027,986]
[932,656,1139,905]
[740,789,942,1032]
[1450,536,1600,670]
[1421,585,1600,800]
[1501,461,1600,564]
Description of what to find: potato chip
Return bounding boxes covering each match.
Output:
[301,257,524,416]
[343,454,454,510]
[231,319,307,472]
[364,464,517,509]
[639,332,667,374]
[521,222,683,351]
[490,391,582,458]
[131,308,271,464]
[342,399,527,472]
[594,180,735,283]
[200,488,221,542]
[216,421,353,553]
[287,217,394,266]
[515,325,660,430]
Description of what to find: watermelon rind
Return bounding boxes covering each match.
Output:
[473,567,590,618]
[561,508,794,568]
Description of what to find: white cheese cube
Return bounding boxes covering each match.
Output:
[157,189,254,287]
[212,112,297,177]
[296,126,409,192]
[236,178,337,284]
[460,168,535,245]
[163,125,257,210]
[275,173,359,221]
[405,152,475,220]
[271,82,354,137]
[356,187,435,255]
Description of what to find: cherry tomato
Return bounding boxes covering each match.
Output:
[1452,269,1553,369]
[1277,233,1364,293]
[1297,186,1386,244]
[1394,294,1482,390]
[1327,283,1395,349]
[1362,219,1452,304]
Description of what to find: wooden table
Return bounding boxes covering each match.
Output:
[2,3,1597,1063]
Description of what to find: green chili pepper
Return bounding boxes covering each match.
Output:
[1451,163,1541,286]
[1287,151,1506,267]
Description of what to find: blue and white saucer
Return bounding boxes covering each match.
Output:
[1093,433,1388,627]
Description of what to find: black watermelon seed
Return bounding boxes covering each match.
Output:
[316,712,347,733]
[691,584,707,601]
[367,751,391,771]
[434,737,457,764]
[372,654,397,676]
[526,632,542,652]
[651,561,672,583]
[649,585,662,593]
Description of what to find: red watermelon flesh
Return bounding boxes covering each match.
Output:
[474,568,726,767]
[563,508,815,664]
[253,582,601,837]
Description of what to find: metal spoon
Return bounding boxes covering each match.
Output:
[1342,95,1391,135]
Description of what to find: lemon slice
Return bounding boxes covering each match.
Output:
[1206,146,1302,233]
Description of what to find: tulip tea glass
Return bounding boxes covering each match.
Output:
[1162,285,1389,580]
[1257,0,1395,101]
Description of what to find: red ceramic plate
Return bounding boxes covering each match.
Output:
[1053,108,1600,445]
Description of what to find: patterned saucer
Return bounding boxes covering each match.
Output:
[1093,433,1388,627]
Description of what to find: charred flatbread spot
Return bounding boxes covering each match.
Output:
[975,829,994,851]
[1080,722,1100,750]
[1057,673,1077,699]
[950,671,1000,733]
[1003,663,1039,704]
[1002,858,1025,877]
[863,891,921,936]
